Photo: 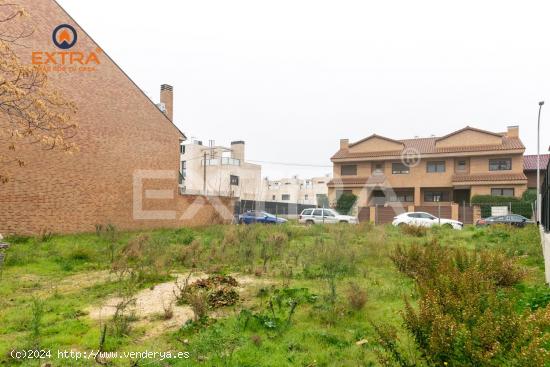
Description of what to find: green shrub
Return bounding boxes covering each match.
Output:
[471,195,533,218]
[335,192,357,214]
[385,240,548,367]
[399,224,427,237]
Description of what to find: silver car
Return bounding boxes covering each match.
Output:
[299,208,358,224]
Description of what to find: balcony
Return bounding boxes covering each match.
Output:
[202,157,241,166]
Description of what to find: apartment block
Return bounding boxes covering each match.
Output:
[328,126,528,220]
[180,140,262,200]
[262,176,330,206]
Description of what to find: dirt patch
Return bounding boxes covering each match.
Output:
[87,273,276,339]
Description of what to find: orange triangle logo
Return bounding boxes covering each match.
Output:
[57,29,72,43]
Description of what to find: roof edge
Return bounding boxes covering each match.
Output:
[52,0,186,140]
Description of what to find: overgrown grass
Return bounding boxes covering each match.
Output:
[0,223,546,366]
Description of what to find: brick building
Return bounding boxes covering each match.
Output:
[0,0,232,235]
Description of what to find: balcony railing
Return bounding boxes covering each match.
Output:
[202,157,241,166]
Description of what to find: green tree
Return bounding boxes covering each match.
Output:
[335,192,357,214]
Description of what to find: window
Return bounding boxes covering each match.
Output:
[304,194,309,200]
[427,161,445,173]
[373,162,384,174]
[180,145,185,154]
[424,191,450,202]
[230,175,239,186]
[388,191,414,202]
[302,209,313,216]
[323,209,336,217]
[341,164,357,176]
[313,209,323,216]
[272,195,276,200]
[281,194,290,201]
[491,188,514,197]
[392,162,409,174]
[489,158,512,171]
[457,160,466,171]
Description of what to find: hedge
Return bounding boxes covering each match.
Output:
[471,195,534,219]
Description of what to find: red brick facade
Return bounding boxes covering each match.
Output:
[0,0,233,235]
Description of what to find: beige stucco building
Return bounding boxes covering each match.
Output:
[328,126,528,210]
[262,176,330,206]
[180,140,262,200]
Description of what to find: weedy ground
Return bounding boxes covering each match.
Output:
[0,223,547,366]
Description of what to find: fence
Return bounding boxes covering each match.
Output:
[543,159,550,232]
[235,200,316,218]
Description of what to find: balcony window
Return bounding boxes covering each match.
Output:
[388,191,414,202]
[491,188,514,197]
[373,162,384,174]
[424,191,450,202]
[489,158,512,171]
[281,194,290,201]
[427,161,445,173]
[392,162,409,174]
[456,160,467,171]
[341,164,357,176]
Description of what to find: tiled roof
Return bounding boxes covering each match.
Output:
[327,175,387,187]
[332,134,525,160]
[523,154,550,170]
[452,173,527,183]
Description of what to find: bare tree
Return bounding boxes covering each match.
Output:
[0,2,78,182]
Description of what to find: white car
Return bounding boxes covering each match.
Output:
[299,208,358,225]
[392,212,463,230]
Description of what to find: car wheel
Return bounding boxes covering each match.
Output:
[339,220,348,224]
[306,220,314,225]
[443,223,453,229]
[397,222,406,227]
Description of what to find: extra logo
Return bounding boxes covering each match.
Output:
[32,24,101,72]
[52,24,77,49]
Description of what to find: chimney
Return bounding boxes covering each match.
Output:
[340,139,349,150]
[160,84,173,121]
[506,125,519,138]
[231,141,245,161]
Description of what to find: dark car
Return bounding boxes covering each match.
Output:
[238,211,287,225]
[476,214,534,228]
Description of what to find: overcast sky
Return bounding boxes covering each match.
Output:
[57,0,550,179]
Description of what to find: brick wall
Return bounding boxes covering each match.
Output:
[0,0,233,235]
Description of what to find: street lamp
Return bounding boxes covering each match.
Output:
[537,101,544,223]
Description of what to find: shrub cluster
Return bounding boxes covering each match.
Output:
[384,240,550,367]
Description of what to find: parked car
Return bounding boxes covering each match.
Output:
[392,212,463,230]
[476,214,534,228]
[298,208,358,224]
[238,210,287,224]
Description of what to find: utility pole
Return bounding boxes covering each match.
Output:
[538,101,545,223]
[203,152,207,196]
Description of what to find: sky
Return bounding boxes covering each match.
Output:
[57,0,550,179]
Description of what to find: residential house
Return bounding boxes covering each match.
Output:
[524,154,550,189]
[328,126,527,222]
[262,176,330,206]
[180,140,262,200]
